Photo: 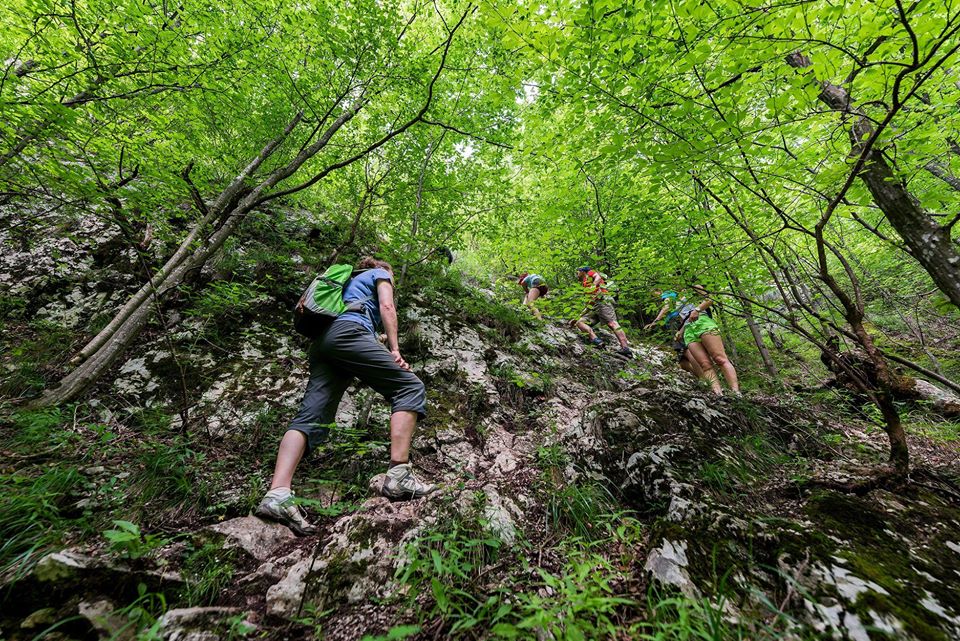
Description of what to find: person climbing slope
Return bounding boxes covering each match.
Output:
[677,284,740,396]
[517,272,548,319]
[256,257,434,536]
[645,289,702,377]
[573,266,632,357]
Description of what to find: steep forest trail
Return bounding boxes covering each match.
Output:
[0,210,960,641]
[2,210,960,641]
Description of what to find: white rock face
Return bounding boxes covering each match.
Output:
[645,539,698,597]
[266,555,315,617]
[78,599,127,640]
[33,549,102,582]
[157,607,249,641]
[482,484,522,545]
[208,516,296,562]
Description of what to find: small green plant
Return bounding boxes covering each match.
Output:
[224,613,257,640]
[491,557,636,640]
[103,520,172,560]
[822,432,844,447]
[396,498,508,635]
[360,625,422,641]
[180,541,236,606]
[185,280,268,320]
[131,439,207,521]
[293,603,336,639]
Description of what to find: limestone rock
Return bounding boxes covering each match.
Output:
[482,485,521,545]
[19,608,58,629]
[245,548,305,585]
[33,549,103,583]
[208,516,296,561]
[79,599,129,640]
[157,607,251,641]
[645,539,698,597]
[266,555,314,617]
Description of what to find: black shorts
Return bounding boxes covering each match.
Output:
[672,340,687,362]
[287,320,427,453]
[535,284,548,296]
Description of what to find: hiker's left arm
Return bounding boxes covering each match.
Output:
[645,303,669,329]
[687,298,713,322]
[377,280,409,371]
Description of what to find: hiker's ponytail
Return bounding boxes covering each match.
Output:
[357,256,393,272]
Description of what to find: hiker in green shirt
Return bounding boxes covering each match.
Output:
[646,289,702,378]
[677,285,740,396]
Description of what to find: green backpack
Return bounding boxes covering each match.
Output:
[293,264,370,338]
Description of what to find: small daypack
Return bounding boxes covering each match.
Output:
[293,264,369,338]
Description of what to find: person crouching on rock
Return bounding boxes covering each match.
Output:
[518,272,548,319]
[256,257,435,536]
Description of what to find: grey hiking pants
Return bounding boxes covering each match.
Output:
[287,319,426,453]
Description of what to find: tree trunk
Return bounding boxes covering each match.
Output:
[786,52,960,309]
[847,315,910,474]
[33,10,470,407]
[924,161,960,193]
[728,273,778,377]
[877,392,909,474]
[72,112,304,365]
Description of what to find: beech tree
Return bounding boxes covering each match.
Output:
[1,0,509,406]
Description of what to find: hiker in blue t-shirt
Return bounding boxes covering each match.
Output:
[256,257,434,536]
[518,272,548,319]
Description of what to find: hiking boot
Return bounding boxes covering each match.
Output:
[590,337,605,348]
[381,464,436,501]
[255,491,317,536]
[616,347,633,358]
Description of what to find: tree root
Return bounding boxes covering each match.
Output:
[802,465,905,496]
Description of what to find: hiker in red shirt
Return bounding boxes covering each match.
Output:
[573,266,631,357]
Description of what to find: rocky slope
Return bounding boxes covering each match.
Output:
[2,207,960,641]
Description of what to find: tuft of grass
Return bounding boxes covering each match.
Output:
[180,541,237,606]
[128,439,208,525]
[0,465,85,588]
[547,480,617,541]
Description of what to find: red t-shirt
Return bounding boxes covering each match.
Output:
[580,270,609,301]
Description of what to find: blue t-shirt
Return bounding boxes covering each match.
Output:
[336,268,392,334]
[661,291,696,328]
[522,274,544,289]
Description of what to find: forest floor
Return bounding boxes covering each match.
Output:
[3,297,960,641]
[2,209,959,640]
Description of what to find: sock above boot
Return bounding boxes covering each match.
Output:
[265,487,293,502]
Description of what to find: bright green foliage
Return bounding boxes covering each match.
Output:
[102,520,172,560]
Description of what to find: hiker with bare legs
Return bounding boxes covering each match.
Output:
[645,289,702,377]
[518,272,548,319]
[256,257,434,536]
[677,285,740,396]
[573,266,632,357]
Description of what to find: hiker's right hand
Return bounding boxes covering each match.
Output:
[391,350,410,371]
[643,322,654,330]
